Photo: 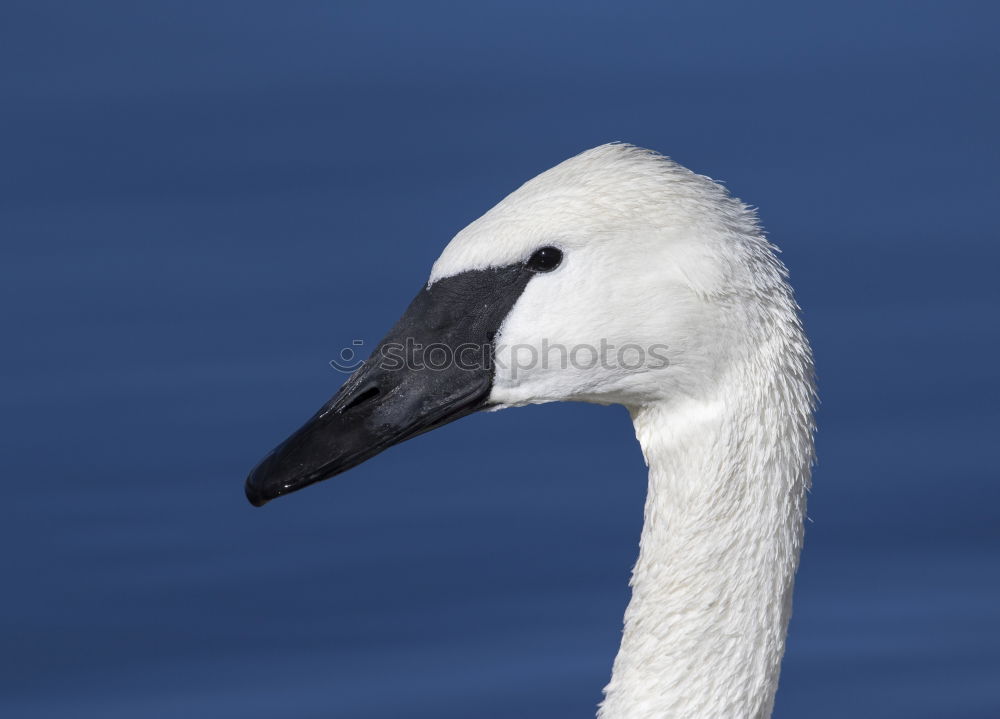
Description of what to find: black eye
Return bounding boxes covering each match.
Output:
[526,246,563,273]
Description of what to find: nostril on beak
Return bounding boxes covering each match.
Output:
[341,385,381,413]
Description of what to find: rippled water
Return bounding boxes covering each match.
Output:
[3,2,998,717]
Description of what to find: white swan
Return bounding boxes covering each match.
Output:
[247,143,816,718]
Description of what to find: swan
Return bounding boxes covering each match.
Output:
[245,143,816,719]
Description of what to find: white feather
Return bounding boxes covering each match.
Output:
[431,143,816,718]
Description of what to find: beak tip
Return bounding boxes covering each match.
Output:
[245,488,269,507]
[244,468,272,508]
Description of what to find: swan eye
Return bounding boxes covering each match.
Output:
[526,246,563,273]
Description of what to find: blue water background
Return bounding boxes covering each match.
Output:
[2,2,998,716]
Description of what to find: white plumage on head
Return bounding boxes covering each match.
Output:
[429,143,816,718]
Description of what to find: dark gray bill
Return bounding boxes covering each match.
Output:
[244,264,533,506]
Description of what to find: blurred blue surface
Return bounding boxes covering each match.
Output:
[2,1,999,717]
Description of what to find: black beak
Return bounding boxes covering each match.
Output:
[245,264,533,506]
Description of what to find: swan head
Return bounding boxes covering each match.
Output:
[246,143,787,505]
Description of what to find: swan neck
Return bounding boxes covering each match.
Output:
[599,381,813,719]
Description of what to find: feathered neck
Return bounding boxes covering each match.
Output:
[598,293,815,719]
